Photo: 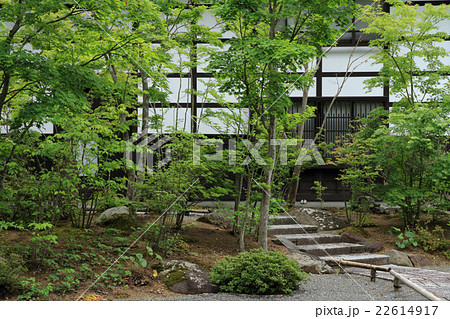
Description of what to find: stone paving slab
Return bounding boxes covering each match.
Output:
[344,265,450,300]
[268,224,318,235]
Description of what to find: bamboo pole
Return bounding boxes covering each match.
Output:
[389,270,444,301]
[329,259,391,282]
[329,259,391,272]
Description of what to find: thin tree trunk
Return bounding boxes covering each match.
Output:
[108,62,136,200]
[287,84,309,206]
[233,172,244,235]
[240,169,253,252]
[141,69,149,133]
[259,3,278,251]
[259,114,277,251]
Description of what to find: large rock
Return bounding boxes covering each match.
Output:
[160,260,218,294]
[341,230,366,243]
[386,249,413,267]
[377,203,400,215]
[287,251,334,274]
[408,254,432,267]
[341,230,383,253]
[197,212,232,230]
[362,241,384,253]
[95,206,131,225]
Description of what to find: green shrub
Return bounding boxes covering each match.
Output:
[210,249,307,295]
[0,253,27,297]
[416,225,450,252]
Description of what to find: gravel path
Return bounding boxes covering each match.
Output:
[135,273,429,301]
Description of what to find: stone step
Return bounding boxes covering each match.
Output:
[267,224,318,236]
[297,242,365,256]
[269,215,298,225]
[320,253,390,266]
[275,233,342,245]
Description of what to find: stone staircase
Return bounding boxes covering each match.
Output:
[270,215,390,266]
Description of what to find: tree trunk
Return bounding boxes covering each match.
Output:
[259,114,277,251]
[141,69,149,133]
[286,84,309,206]
[108,62,136,200]
[233,172,244,235]
[240,169,253,252]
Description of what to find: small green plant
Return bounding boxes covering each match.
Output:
[0,221,25,231]
[389,227,418,249]
[210,249,308,295]
[146,246,163,263]
[18,277,53,300]
[129,253,148,268]
[311,181,327,209]
[28,222,58,265]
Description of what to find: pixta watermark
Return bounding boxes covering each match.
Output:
[193,138,324,166]
[125,129,171,175]
[126,132,324,172]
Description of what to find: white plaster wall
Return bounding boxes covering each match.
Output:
[196,78,238,103]
[138,107,192,133]
[197,107,249,135]
[1,122,54,134]
[200,12,233,38]
[322,76,383,97]
[389,76,450,103]
[167,78,191,103]
[164,48,190,74]
[197,43,229,73]
[322,47,381,72]
[288,80,316,98]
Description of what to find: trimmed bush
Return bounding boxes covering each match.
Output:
[210,249,307,295]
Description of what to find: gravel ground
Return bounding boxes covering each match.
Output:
[137,273,429,301]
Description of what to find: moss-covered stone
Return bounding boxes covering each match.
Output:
[163,268,188,289]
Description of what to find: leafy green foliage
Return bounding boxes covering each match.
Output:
[336,1,450,227]
[311,181,327,209]
[389,227,418,249]
[415,225,450,254]
[17,278,53,301]
[210,249,307,295]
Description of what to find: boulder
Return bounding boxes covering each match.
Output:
[95,206,131,225]
[287,251,334,274]
[197,212,232,230]
[340,231,383,252]
[160,260,218,294]
[408,254,432,268]
[341,230,366,243]
[362,241,384,253]
[386,249,413,267]
[377,203,400,215]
